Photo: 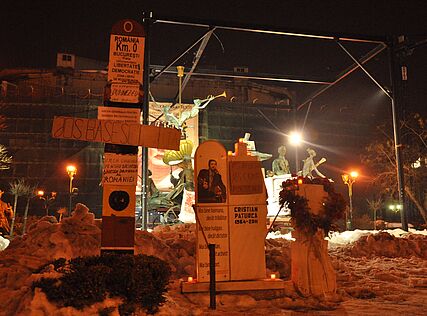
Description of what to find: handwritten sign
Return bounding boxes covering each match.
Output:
[51,116,180,150]
[110,83,140,103]
[98,106,140,123]
[229,161,264,195]
[103,153,138,186]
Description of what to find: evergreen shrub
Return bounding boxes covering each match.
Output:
[32,253,171,315]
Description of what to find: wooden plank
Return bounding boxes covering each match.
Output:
[181,279,285,293]
[51,116,180,150]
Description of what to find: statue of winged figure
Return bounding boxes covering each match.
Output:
[162,92,226,129]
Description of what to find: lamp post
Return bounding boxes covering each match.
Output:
[389,203,403,228]
[37,190,57,216]
[342,171,358,230]
[288,131,302,173]
[66,165,77,216]
[389,203,403,213]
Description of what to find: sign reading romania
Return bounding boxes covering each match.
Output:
[107,20,145,84]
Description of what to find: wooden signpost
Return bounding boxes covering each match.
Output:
[51,19,180,254]
[101,19,146,254]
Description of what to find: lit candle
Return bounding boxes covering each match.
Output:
[270,274,276,280]
[187,276,194,283]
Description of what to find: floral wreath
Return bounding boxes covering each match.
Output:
[279,177,346,237]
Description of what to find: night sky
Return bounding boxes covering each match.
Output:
[2,1,426,108]
[2,1,426,66]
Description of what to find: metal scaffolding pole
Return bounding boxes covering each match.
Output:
[297,43,387,110]
[148,14,411,230]
[141,12,152,230]
[335,38,407,231]
[154,16,385,44]
[388,39,408,231]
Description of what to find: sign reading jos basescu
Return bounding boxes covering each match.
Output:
[51,116,180,150]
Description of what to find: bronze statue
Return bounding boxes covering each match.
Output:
[272,145,290,175]
[162,92,226,129]
[302,148,326,178]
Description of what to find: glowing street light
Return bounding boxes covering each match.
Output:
[342,171,358,230]
[389,203,403,212]
[66,165,77,216]
[288,131,303,172]
[37,190,57,216]
[289,131,302,146]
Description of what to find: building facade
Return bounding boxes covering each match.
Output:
[0,55,295,217]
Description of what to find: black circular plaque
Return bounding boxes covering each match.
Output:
[108,190,130,212]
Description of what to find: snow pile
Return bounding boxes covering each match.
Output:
[1,207,427,315]
[328,228,427,246]
[336,231,427,258]
[136,223,196,278]
[0,203,101,316]
[266,230,294,241]
[265,238,291,279]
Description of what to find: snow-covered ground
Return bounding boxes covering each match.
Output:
[0,205,426,315]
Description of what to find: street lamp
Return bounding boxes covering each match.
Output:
[288,131,303,173]
[389,203,403,212]
[37,190,57,216]
[66,165,77,216]
[342,171,358,230]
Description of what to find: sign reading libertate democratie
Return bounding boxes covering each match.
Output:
[51,116,180,150]
[107,33,145,84]
[194,141,230,282]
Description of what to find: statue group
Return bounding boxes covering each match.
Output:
[271,145,326,178]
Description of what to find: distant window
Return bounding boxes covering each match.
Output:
[234,67,248,73]
[62,54,72,61]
